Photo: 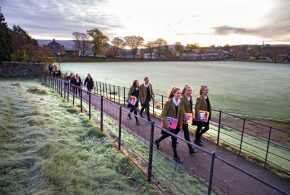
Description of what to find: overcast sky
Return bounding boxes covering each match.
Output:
[1,0,289,46]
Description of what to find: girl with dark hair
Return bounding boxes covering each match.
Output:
[194,85,212,146]
[154,87,186,163]
[180,85,197,154]
[84,74,94,93]
[127,80,140,125]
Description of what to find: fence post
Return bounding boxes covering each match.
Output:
[239,119,246,155]
[80,88,83,112]
[105,83,108,98]
[113,85,116,102]
[118,106,122,150]
[73,85,75,105]
[101,96,104,131]
[217,111,222,146]
[161,95,164,109]
[123,87,126,105]
[109,84,112,100]
[208,152,216,195]
[96,81,98,94]
[118,86,120,103]
[89,92,91,120]
[148,121,155,182]
[60,79,63,97]
[67,83,70,102]
[152,99,155,117]
[265,127,272,166]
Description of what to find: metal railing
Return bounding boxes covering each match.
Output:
[93,80,290,175]
[44,76,289,195]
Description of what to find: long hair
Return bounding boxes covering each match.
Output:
[199,85,208,95]
[182,84,191,95]
[132,80,138,88]
[168,87,181,99]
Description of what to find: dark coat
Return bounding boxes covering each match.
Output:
[84,77,94,90]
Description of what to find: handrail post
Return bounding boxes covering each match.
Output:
[100,96,104,131]
[118,106,122,150]
[60,79,63,97]
[113,85,116,102]
[208,152,216,195]
[161,95,164,109]
[96,81,98,94]
[217,110,222,146]
[89,92,91,119]
[67,83,70,102]
[109,84,112,100]
[152,99,155,117]
[148,121,155,182]
[123,87,126,105]
[239,119,246,155]
[72,85,75,105]
[118,86,120,103]
[265,127,272,166]
[80,87,83,112]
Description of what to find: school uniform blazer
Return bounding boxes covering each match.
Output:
[195,95,212,121]
[127,86,134,100]
[180,95,193,124]
[161,98,187,129]
[139,83,154,104]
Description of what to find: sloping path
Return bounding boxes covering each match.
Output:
[70,87,290,195]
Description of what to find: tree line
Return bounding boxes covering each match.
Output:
[72,28,204,60]
[0,7,54,64]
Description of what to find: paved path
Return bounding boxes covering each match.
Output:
[65,86,290,195]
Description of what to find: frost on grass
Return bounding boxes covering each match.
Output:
[0,80,157,195]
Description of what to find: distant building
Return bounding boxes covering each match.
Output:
[44,39,65,54]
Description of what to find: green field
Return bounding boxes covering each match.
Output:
[0,79,157,194]
[61,61,290,123]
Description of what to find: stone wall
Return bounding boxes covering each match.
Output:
[0,62,49,77]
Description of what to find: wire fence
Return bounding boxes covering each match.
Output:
[44,76,289,195]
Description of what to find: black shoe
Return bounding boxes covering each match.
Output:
[140,113,144,118]
[200,140,203,144]
[173,156,183,163]
[189,147,198,154]
[148,118,151,122]
[155,140,160,149]
[176,140,180,144]
[194,141,203,147]
[128,114,132,119]
[136,121,140,126]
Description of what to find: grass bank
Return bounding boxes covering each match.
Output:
[0,79,157,194]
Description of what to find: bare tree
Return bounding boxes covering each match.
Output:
[124,36,144,58]
[174,42,184,57]
[154,38,168,60]
[72,32,90,56]
[111,37,125,57]
[144,41,157,60]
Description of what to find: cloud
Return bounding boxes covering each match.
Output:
[1,0,123,39]
[214,0,290,42]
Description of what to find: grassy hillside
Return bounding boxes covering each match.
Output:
[0,79,157,194]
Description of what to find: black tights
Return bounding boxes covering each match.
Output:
[156,127,180,157]
[183,124,194,150]
[195,121,209,142]
[140,102,150,120]
[128,105,139,122]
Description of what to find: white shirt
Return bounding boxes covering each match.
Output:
[173,97,180,106]
[144,83,149,88]
[186,95,191,101]
[204,95,208,99]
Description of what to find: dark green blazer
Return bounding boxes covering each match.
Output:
[180,95,193,124]
[195,95,212,121]
[161,98,186,129]
[139,83,154,104]
[127,86,134,100]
